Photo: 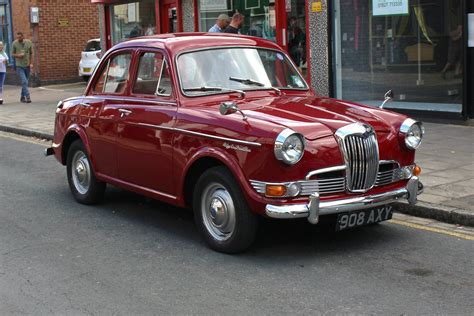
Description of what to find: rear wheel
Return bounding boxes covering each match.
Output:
[82,75,90,82]
[193,166,258,253]
[66,140,105,204]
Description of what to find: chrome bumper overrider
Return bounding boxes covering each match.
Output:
[265,177,421,224]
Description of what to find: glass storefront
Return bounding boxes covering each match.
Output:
[110,0,156,45]
[197,0,307,76]
[0,1,11,62]
[333,0,464,113]
[198,0,278,41]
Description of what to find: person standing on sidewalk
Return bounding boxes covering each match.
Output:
[11,32,33,103]
[0,41,8,105]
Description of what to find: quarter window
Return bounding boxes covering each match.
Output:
[133,52,173,97]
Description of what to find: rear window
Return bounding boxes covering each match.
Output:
[85,40,101,52]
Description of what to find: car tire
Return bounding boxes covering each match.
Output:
[66,140,105,205]
[193,166,258,254]
[82,76,90,82]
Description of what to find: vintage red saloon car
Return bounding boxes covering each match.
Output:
[46,33,424,253]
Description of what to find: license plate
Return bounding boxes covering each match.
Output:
[336,205,393,231]
[83,67,91,73]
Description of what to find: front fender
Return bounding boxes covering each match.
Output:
[176,146,265,209]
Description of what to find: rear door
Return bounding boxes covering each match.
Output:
[116,50,177,197]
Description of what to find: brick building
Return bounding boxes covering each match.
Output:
[5,0,100,85]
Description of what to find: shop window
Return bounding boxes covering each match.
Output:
[0,4,11,62]
[333,0,463,113]
[110,0,156,45]
[198,0,276,41]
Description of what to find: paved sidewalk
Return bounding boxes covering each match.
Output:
[0,84,473,226]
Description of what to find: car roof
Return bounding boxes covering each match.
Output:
[111,33,283,57]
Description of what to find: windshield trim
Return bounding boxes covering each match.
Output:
[175,46,309,98]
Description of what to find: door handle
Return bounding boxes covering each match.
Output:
[118,108,132,117]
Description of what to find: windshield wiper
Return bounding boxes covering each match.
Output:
[183,86,245,98]
[229,76,281,95]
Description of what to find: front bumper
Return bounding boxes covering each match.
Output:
[265,177,421,224]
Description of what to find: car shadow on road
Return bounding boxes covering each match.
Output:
[89,186,402,259]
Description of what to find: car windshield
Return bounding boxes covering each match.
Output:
[177,48,307,96]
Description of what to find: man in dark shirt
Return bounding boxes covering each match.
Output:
[223,13,244,34]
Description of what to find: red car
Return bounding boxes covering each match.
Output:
[46,33,424,253]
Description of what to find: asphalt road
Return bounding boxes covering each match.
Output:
[0,133,473,315]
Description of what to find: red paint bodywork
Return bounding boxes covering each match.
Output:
[52,34,416,216]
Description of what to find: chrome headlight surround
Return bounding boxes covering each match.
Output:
[400,118,424,150]
[274,128,305,165]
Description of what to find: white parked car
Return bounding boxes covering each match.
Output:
[78,38,101,81]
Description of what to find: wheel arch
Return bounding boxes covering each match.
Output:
[61,126,93,167]
[181,148,252,209]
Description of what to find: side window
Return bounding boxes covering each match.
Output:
[133,52,173,97]
[102,53,132,94]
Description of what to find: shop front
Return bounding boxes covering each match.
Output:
[92,0,311,82]
[332,0,469,119]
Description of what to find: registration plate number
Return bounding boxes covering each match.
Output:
[83,67,91,73]
[336,205,393,231]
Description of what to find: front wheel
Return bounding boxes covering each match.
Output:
[193,166,258,253]
[66,140,105,204]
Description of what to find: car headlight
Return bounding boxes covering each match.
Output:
[274,129,305,165]
[400,118,424,150]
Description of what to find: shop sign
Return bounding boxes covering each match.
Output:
[57,18,69,27]
[311,1,322,12]
[372,0,409,16]
[201,0,230,12]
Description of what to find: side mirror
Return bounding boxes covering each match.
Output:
[219,101,238,116]
[380,90,394,109]
[219,101,247,121]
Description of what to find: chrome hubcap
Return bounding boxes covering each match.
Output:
[72,151,91,195]
[201,183,236,241]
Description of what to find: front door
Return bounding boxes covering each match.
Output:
[116,50,177,197]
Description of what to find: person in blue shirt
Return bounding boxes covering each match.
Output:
[208,14,230,33]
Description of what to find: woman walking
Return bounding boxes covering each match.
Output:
[0,41,8,104]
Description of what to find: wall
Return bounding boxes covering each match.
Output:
[10,0,99,84]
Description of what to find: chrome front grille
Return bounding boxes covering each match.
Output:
[376,169,396,186]
[336,123,379,192]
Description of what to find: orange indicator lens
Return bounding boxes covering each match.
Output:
[266,185,287,197]
[413,165,422,176]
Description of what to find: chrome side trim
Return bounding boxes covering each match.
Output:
[135,122,262,147]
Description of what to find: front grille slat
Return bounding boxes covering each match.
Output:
[338,125,379,192]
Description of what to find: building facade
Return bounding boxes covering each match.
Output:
[92,0,473,120]
[7,0,99,85]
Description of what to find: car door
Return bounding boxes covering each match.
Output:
[116,50,177,197]
[82,50,133,179]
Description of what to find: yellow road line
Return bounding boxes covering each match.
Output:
[0,131,49,147]
[389,219,474,240]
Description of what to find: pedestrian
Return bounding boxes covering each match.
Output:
[208,14,230,33]
[0,41,8,105]
[223,13,244,34]
[11,32,33,103]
